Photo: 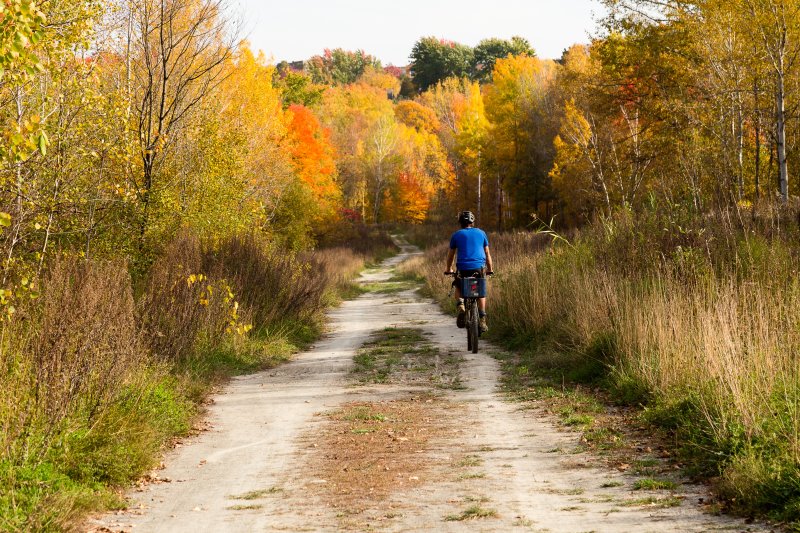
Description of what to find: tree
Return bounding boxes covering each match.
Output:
[306,48,381,85]
[484,55,559,225]
[129,0,237,252]
[394,100,440,133]
[274,70,325,108]
[419,78,487,221]
[286,104,340,223]
[550,99,612,218]
[318,75,395,220]
[0,0,102,292]
[740,0,800,202]
[471,36,536,82]
[410,37,474,91]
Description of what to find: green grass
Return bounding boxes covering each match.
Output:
[444,505,499,521]
[633,478,679,491]
[621,496,683,508]
[360,279,417,294]
[351,327,458,387]
[456,455,484,467]
[563,413,594,427]
[457,472,487,480]
[334,282,367,301]
[343,406,387,421]
[583,427,624,450]
[230,487,283,500]
[227,504,263,511]
[0,373,192,532]
[631,459,661,476]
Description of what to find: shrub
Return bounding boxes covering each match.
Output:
[0,228,371,529]
[139,231,245,362]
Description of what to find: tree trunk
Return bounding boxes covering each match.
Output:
[477,169,482,226]
[139,157,154,251]
[777,69,789,201]
[496,172,503,231]
[755,79,761,201]
[737,95,745,201]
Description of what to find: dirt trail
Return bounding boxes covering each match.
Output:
[91,241,767,533]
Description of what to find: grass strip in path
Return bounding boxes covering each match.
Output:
[353,327,463,389]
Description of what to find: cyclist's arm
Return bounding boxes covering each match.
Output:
[446,248,456,273]
[484,246,494,273]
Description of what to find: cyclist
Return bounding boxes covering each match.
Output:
[444,210,494,333]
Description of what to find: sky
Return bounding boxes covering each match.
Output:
[233,0,606,66]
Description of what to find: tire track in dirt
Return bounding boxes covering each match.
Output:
[90,241,768,533]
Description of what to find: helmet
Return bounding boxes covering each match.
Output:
[458,211,475,225]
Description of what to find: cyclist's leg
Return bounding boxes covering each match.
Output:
[454,273,466,328]
[478,269,488,331]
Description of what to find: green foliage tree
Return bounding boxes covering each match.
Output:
[274,69,325,108]
[471,36,535,82]
[306,48,381,85]
[409,37,474,91]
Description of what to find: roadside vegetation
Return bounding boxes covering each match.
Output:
[0,229,391,531]
[403,207,800,526]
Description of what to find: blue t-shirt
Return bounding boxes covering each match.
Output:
[450,228,489,271]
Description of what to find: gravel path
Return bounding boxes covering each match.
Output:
[89,242,767,533]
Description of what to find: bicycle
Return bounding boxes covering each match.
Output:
[446,272,489,354]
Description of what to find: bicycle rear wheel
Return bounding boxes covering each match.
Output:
[466,302,473,351]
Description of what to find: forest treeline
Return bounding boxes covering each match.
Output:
[3,0,799,289]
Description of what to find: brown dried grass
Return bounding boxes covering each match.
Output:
[406,215,800,514]
[304,397,454,527]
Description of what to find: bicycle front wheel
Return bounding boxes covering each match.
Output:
[468,301,479,354]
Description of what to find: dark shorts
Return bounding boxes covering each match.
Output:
[452,268,485,289]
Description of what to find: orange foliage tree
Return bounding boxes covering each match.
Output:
[286,104,341,223]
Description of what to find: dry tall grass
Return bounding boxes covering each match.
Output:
[407,212,800,520]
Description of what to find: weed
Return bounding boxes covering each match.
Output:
[0,232,367,529]
[633,478,679,491]
[631,459,661,476]
[583,427,623,450]
[344,407,387,422]
[231,487,283,500]
[458,472,487,480]
[563,414,594,427]
[456,455,483,467]
[545,487,585,496]
[622,496,683,508]
[227,504,264,511]
[445,505,499,521]
[360,278,417,294]
[352,328,458,387]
